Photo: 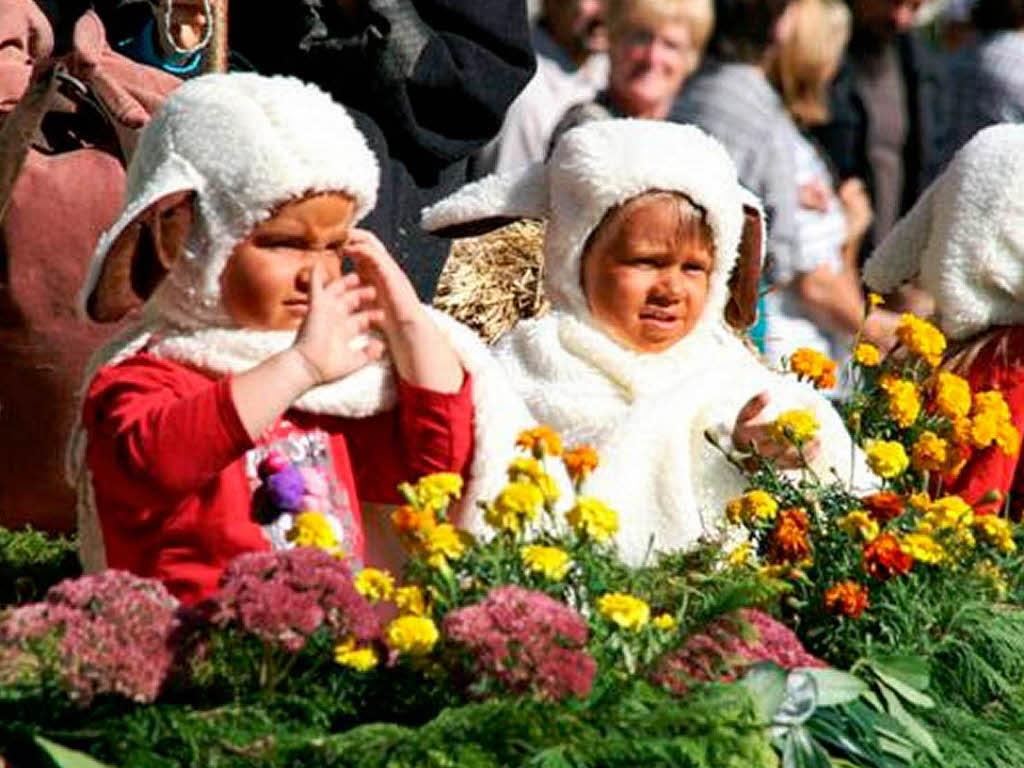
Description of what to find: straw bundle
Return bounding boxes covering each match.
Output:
[433,219,548,343]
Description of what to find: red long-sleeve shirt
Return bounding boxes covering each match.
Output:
[946,327,1024,519]
[83,353,474,603]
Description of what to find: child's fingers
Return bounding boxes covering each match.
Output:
[340,284,377,312]
[309,260,327,303]
[347,308,386,335]
[736,391,770,425]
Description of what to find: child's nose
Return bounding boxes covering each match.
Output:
[296,250,342,288]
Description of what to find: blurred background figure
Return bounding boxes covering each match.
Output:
[475,0,609,176]
[946,0,1024,157]
[551,0,713,139]
[813,0,949,251]
[671,0,800,352]
[762,0,898,368]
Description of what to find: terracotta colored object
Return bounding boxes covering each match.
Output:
[0,10,180,533]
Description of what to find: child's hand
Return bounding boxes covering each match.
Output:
[344,228,425,341]
[293,261,385,385]
[344,228,464,393]
[732,392,821,470]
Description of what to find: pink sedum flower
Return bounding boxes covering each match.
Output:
[443,586,596,701]
[0,570,179,705]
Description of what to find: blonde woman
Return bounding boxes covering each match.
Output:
[763,0,898,370]
[551,0,713,145]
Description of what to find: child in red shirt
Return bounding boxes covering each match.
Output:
[864,125,1024,518]
[74,74,496,604]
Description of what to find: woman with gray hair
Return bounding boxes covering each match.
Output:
[550,0,713,147]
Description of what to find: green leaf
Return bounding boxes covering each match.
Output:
[800,668,868,708]
[742,663,789,725]
[781,725,832,768]
[866,656,930,692]
[878,683,941,762]
[34,737,117,768]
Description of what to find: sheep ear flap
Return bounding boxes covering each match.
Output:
[84,190,194,322]
[725,199,765,331]
[421,162,550,239]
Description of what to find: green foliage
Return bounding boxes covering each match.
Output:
[0,526,80,608]
[2,681,776,768]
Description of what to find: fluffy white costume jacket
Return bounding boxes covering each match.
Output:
[863,124,1024,341]
[425,119,873,564]
[74,74,531,571]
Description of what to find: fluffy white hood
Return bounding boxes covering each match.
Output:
[423,119,756,332]
[863,124,1024,341]
[81,72,380,329]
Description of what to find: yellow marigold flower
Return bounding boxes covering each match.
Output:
[865,440,910,479]
[354,568,395,602]
[653,613,677,631]
[881,377,922,428]
[597,593,651,631]
[485,482,544,534]
[925,495,974,529]
[516,426,564,457]
[520,545,572,581]
[900,533,946,565]
[563,444,599,484]
[334,638,379,672]
[386,615,439,656]
[935,372,972,420]
[838,510,880,541]
[971,412,1001,449]
[853,343,882,367]
[789,347,838,389]
[896,314,946,367]
[413,473,464,513]
[996,422,1021,457]
[287,511,339,551]
[726,542,754,567]
[424,523,468,565]
[768,409,820,446]
[395,585,427,616]
[908,492,931,512]
[911,431,948,472]
[869,292,884,307]
[507,458,560,505]
[974,391,1012,422]
[974,515,1017,553]
[726,490,780,525]
[566,496,619,542]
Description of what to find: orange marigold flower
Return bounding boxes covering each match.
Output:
[863,533,913,581]
[789,347,838,389]
[824,581,870,619]
[861,492,905,524]
[516,426,564,457]
[563,445,599,484]
[768,508,812,563]
[392,505,437,538]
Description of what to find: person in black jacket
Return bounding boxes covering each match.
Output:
[811,0,949,253]
[228,0,537,297]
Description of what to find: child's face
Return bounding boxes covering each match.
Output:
[581,195,713,353]
[221,193,356,330]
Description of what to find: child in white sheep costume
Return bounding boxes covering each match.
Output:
[73,73,529,602]
[424,119,873,564]
[864,124,1024,518]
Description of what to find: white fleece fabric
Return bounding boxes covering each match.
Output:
[863,124,1024,341]
[425,119,873,564]
[74,73,531,571]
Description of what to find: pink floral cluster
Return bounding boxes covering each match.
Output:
[443,586,596,701]
[0,570,179,705]
[653,609,825,695]
[205,548,378,653]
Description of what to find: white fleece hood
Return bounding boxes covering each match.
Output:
[863,124,1024,341]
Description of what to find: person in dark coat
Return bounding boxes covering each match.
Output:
[811,0,950,252]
